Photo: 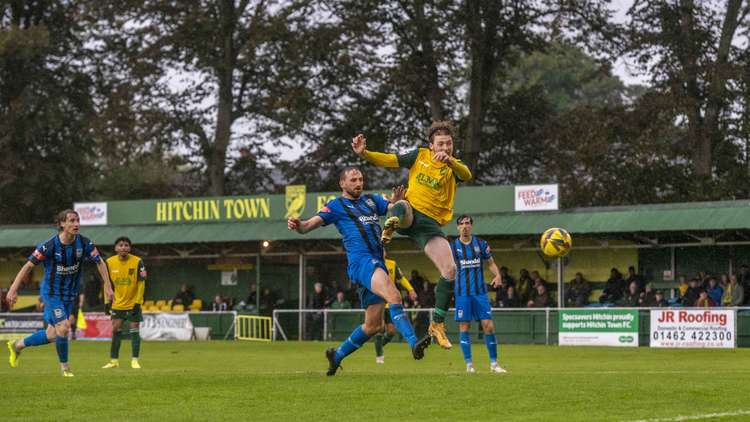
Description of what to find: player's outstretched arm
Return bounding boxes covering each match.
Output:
[7,261,35,308]
[386,185,406,211]
[288,215,325,235]
[487,257,502,288]
[97,260,115,302]
[352,134,399,168]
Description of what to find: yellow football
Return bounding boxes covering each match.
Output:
[540,227,572,258]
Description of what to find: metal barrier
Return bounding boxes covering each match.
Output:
[235,314,273,342]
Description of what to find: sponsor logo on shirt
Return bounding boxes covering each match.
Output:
[459,257,482,268]
[56,262,81,275]
[358,214,379,224]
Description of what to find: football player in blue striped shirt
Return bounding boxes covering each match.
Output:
[451,214,507,373]
[6,209,114,376]
[288,167,430,376]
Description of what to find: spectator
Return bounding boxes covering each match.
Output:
[173,283,196,309]
[719,273,730,288]
[698,271,710,289]
[259,288,279,316]
[527,283,554,308]
[626,266,645,291]
[565,272,591,307]
[211,294,227,312]
[499,266,515,288]
[499,285,520,308]
[653,290,668,307]
[740,265,750,305]
[246,284,257,306]
[0,288,8,312]
[618,281,641,307]
[307,282,329,340]
[677,276,689,298]
[721,275,744,306]
[516,269,532,303]
[600,268,625,304]
[680,279,702,307]
[706,278,723,306]
[330,291,352,310]
[695,290,716,308]
[639,283,656,306]
[530,271,547,290]
[409,270,425,290]
[417,280,435,308]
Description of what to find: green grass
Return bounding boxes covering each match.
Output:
[2,340,749,421]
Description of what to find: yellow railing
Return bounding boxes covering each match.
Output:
[235,315,272,342]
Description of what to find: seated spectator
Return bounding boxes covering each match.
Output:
[651,290,668,307]
[496,285,520,308]
[721,275,744,306]
[173,283,196,309]
[211,294,227,312]
[695,290,716,307]
[599,268,625,304]
[626,266,645,291]
[719,273,729,288]
[680,279,702,307]
[639,283,656,306]
[499,266,515,289]
[516,269,532,303]
[618,281,641,307]
[706,278,723,306]
[698,271,709,288]
[530,270,547,290]
[330,291,352,310]
[527,283,554,308]
[565,272,591,307]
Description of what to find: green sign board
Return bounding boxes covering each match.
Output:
[87,185,515,226]
[559,309,639,347]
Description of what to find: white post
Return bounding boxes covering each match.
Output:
[323,309,328,341]
[545,307,550,345]
[557,257,564,308]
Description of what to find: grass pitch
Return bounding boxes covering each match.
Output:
[2,340,749,421]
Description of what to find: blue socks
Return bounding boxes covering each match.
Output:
[459,331,472,363]
[389,304,417,348]
[484,333,498,364]
[55,336,69,363]
[23,330,49,347]
[334,325,371,365]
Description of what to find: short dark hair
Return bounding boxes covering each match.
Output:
[427,120,456,142]
[339,166,362,181]
[456,214,473,225]
[114,236,132,247]
[55,209,78,231]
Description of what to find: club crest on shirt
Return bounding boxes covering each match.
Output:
[474,246,480,254]
[365,197,375,208]
[76,248,83,258]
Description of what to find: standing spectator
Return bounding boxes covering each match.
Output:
[0,287,8,312]
[740,265,750,305]
[719,273,730,288]
[706,278,723,306]
[173,283,196,309]
[307,282,329,340]
[565,272,591,307]
[697,271,710,289]
[600,268,625,304]
[259,288,279,316]
[618,281,641,307]
[695,290,716,307]
[677,276,689,298]
[409,270,425,291]
[721,275,744,306]
[527,283,554,308]
[680,279,702,307]
[516,269,532,303]
[626,266,645,291]
[211,295,227,312]
[330,291,352,310]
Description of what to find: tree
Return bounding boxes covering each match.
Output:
[0,1,98,223]
[623,0,750,184]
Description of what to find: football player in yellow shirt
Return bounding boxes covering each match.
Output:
[374,250,419,363]
[352,121,471,349]
[102,236,146,369]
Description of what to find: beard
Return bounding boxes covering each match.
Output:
[344,187,362,198]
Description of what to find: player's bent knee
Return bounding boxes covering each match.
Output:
[364,321,383,336]
[441,264,456,280]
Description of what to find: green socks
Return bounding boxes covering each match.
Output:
[110,330,122,359]
[374,334,384,357]
[382,332,394,346]
[130,328,141,358]
[388,201,407,220]
[433,276,452,323]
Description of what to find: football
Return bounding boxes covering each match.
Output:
[540,227,572,258]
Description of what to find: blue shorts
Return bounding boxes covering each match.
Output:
[347,255,386,309]
[42,296,74,326]
[455,294,493,322]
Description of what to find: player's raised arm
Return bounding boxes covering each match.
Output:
[386,185,406,211]
[288,215,325,234]
[352,134,400,168]
[447,156,472,182]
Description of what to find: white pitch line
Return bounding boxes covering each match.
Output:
[625,410,750,422]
